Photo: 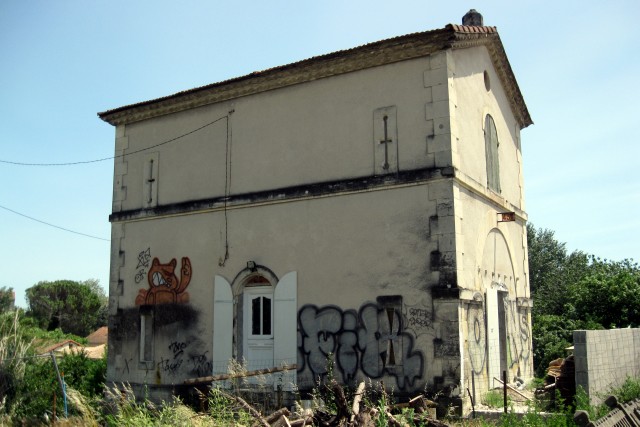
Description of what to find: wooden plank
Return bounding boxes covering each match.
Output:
[183,364,297,385]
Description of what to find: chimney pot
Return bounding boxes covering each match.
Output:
[462,9,484,26]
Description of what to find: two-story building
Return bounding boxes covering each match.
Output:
[98,10,533,413]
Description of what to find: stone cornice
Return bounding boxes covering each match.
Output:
[453,169,528,221]
[109,167,455,223]
[98,25,531,129]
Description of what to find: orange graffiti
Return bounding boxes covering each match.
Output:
[135,257,192,305]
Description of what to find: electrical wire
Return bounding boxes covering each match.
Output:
[0,204,109,242]
[0,354,51,363]
[0,115,228,167]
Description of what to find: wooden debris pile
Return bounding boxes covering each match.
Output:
[536,355,576,408]
[215,380,450,427]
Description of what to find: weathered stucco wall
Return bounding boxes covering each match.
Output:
[451,47,524,210]
[113,53,447,213]
[449,46,532,410]
[105,39,531,413]
[107,181,462,396]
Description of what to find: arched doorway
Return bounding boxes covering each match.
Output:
[481,228,515,388]
[213,268,298,389]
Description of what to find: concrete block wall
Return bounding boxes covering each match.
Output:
[574,328,640,404]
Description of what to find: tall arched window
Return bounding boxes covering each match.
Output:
[484,115,501,193]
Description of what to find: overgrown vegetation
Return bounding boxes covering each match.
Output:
[527,224,640,377]
[1,227,640,424]
[0,291,106,425]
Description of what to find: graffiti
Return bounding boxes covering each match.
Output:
[190,351,213,377]
[434,322,459,357]
[137,248,152,269]
[434,336,460,357]
[169,341,187,359]
[466,303,486,374]
[135,271,146,284]
[135,248,152,284]
[503,297,531,370]
[298,297,424,390]
[135,257,192,305]
[158,355,183,376]
[407,307,432,329]
[121,357,133,374]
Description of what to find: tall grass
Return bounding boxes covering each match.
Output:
[0,311,32,415]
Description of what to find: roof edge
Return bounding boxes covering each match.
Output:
[98,24,531,129]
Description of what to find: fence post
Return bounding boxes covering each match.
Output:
[503,370,507,413]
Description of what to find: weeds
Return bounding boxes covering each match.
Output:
[482,390,507,408]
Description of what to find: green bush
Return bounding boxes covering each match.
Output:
[10,351,106,421]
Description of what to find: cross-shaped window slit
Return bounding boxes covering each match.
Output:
[147,159,156,204]
[379,115,393,170]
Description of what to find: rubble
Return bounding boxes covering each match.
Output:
[214,380,450,427]
[535,355,576,409]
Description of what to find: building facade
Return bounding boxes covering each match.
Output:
[99,13,533,413]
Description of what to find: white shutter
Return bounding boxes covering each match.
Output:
[213,275,233,374]
[273,271,297,390]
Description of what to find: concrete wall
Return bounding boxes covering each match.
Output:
[574,329,640,404]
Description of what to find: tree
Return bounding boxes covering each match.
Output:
[527,223,640,376]
[83,278,108,328]
[0,286,15,313]
[25,280,103,337]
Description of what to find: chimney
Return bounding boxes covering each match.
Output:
[462,9,483,26]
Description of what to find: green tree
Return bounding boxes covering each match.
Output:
[527,223,640,376]
[0,286,15,313]
[569,257,640,328]
[25,280,102,337]
[83,279,108,328]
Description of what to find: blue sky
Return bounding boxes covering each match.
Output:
[1,1,638,308]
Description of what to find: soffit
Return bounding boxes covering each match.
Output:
[98,24,532,129]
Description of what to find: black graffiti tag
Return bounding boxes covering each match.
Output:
[168,341,187,359]
[159,356,183,376]
[298,299,424,390]
[190,351,213,377]
[135,248,152,283]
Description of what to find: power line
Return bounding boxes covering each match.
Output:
[0,115,228,167]
[0,204,109,242]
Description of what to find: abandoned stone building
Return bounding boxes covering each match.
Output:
[98,10,533,413]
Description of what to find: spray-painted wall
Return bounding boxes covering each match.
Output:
[103,36,531,410]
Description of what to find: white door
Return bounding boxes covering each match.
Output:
[243,288,274,373]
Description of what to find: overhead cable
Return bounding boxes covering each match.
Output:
[0,115,228,166]
[0,204,109,242]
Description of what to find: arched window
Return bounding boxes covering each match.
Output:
[484,115,500,193]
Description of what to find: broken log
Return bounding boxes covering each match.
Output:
[258,408,291,426]
[330,380,350,420]
[350,381,366,422]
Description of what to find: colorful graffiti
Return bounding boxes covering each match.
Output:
[135,257,192,305]
[297,297,424,390]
